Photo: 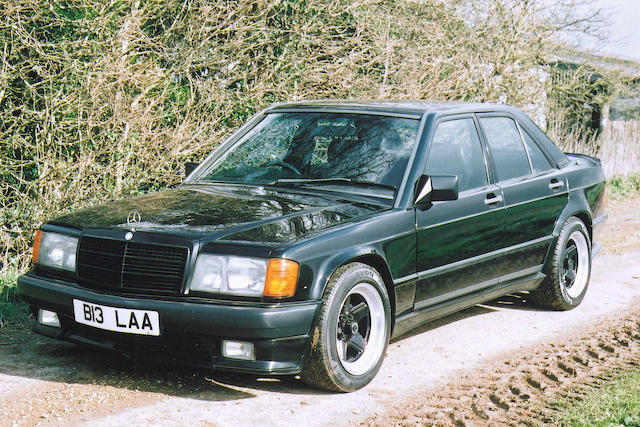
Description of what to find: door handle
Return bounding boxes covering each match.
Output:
[549,180,564,190]
[484,194,503,205]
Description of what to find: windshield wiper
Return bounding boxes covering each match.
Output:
[271,178,397,191]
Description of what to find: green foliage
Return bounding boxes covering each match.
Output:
[607,174,640,199]
[551,369,640,426]
[0,0,613,272]
[0,270,29,328]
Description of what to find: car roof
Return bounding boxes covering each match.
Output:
[266,100,520,117]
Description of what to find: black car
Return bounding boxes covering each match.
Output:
[18,101,607,392]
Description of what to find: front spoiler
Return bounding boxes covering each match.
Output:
[18,274,320,374]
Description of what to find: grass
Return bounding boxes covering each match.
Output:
[607,173,640,200]
[551,369,640,426]
[0,270,30,328]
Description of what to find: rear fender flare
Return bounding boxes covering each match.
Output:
[543,190,592,273]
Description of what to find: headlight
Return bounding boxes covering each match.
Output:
[190,255,267,296]
[33,230,78,272]
[189,255,299,298]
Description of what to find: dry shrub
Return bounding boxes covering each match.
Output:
[0,0,606,271]
[597,121,640,177]
[547,67,640,179]
[550,120,640,179]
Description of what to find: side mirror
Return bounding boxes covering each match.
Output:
[414,174,459,205]
[185,162,199,178]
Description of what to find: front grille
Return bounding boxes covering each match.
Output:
[77,237,125,291]
[77,236,188,294]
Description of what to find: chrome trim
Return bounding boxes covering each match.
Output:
[417,247,504,281]
[394,273,418,286]
[393,235,553,284]
[484,195,503,205]
[549,181,564,190]
[414,265,543,311]
[499,265,542,282]
[415,277,499,310]
[492,234,551,255]
[500,185,568,210]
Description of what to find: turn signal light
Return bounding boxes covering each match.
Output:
[263,259,299,298]
[32,230,43,264]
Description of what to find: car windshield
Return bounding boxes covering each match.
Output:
[196,112,421,198]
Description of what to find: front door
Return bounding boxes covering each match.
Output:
[414,117,506,309]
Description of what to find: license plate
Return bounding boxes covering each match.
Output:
[73,299,160,336]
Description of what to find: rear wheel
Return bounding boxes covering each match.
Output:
[301,263,390,392]
[531,217,591,310]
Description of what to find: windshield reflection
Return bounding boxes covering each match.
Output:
[197,113,420,196]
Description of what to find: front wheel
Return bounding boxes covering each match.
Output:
[301,263,390,392]
[531,217,592,310]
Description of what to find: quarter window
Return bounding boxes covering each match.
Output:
[522,129,554,173]
[480,117,532,182]
[425,119,488,193]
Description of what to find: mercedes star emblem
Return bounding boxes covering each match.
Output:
[127,210,141,226]
[126,210,141,233]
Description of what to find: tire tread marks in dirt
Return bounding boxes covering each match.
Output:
[360,314,640,426]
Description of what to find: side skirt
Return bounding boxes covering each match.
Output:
[391,271,545,339]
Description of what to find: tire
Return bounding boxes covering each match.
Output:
[531,217,592,310]
[301,263,391,392]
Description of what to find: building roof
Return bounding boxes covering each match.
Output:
[552,48,640,78]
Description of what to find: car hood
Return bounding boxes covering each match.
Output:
[50,185,386,244]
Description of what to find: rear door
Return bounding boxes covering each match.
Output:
[477,114,568,279]
[414,116,506,309]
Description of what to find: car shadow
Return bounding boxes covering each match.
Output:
[1,294,545,401]
[390,305,496,343]
[484,291,542,311]
[0,322,329,402]
[391,292,545,343]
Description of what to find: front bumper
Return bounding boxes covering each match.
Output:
[17,274,320,374]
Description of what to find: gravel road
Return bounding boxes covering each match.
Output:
[1,196,638,426]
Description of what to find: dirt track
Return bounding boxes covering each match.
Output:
[0,196,638,426]
[366,307,640,425]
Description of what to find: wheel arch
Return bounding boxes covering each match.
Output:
[310,249,397,333]
[543,190,593,273]
[573,211,593,241]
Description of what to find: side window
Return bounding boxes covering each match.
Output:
[521,129,554,173]
[425,119,488,193]
[480,117,532,182]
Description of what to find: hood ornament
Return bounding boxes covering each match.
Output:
[126,210,141,236]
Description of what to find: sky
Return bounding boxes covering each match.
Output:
[578,0,640,62]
